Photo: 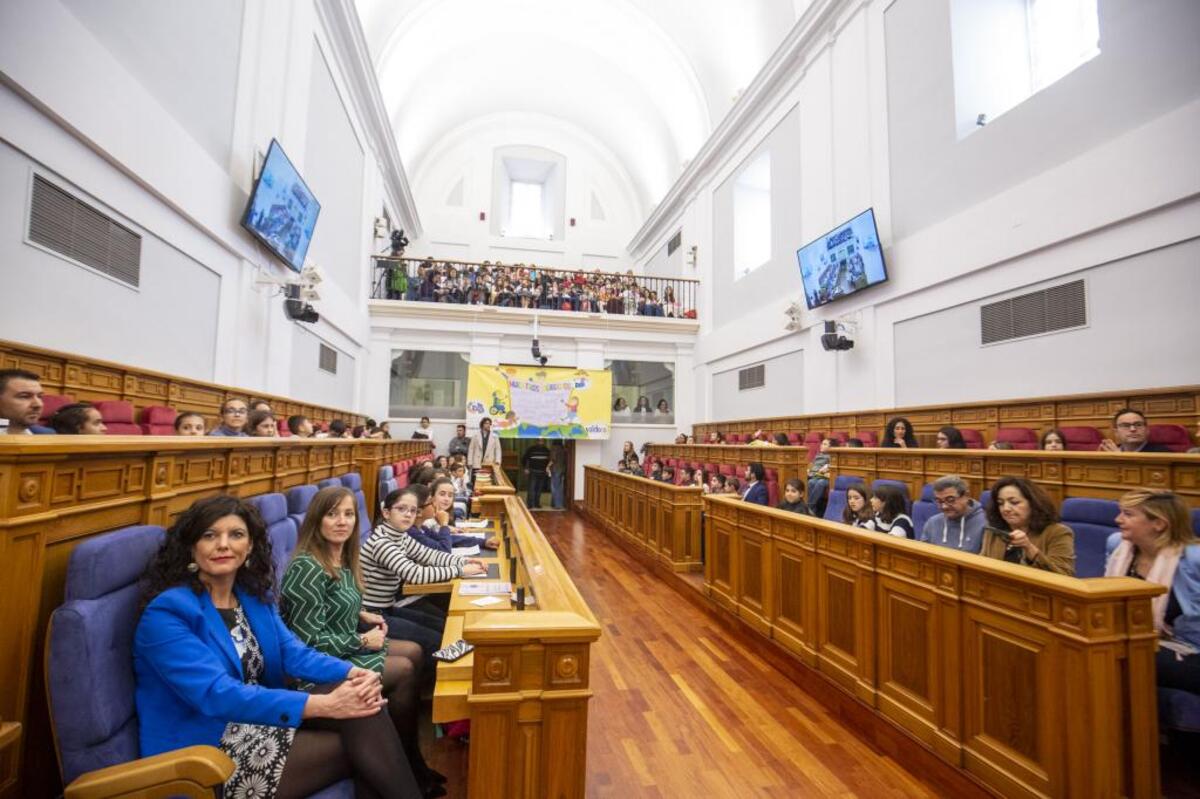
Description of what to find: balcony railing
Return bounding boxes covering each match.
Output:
[370,257,698,319]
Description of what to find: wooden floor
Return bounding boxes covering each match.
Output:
[426,510,950,797]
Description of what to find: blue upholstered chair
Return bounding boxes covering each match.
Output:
[1061,497,1120,578]
[287,484,320,531]
[317,477,342,491]
[338,472,371,537]
[247,493,298,584]
[47,522,352,798]
[823,475,865,522]
[911,484,937,537]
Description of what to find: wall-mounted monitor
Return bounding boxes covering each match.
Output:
[241,139,320,272]
[796,208,888,309]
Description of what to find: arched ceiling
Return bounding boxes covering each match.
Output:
[355,0,798,215]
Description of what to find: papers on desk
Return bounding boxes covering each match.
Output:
[452,545,481,556]
[458,520,491,529]
[458,581,512,596]
[470,595,505,607]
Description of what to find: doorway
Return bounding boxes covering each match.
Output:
[501,439,574,511]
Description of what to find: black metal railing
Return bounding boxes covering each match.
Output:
[370,257,698,319]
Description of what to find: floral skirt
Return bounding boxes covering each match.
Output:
[219,721,297,799]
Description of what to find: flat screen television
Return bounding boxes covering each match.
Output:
[241,139,320,272]
[795,208,887,309]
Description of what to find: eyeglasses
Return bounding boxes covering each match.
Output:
[224,408,248,416]
[1116,422,1146,430]
[934,494,965,506]
[389,505,419,515]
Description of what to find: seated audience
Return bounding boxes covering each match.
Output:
[843,485,874,528]
[988,441,1014,450]
[411,416,435,447]
[633,396,652,414]
[1040,428,1066,451]
[0,369,50,435]
[208,398,250,437]
[328,420,350,439]
[612,397,630,416]
[691,468,706,490]
[659,466,676,484]
[647,460,663,481]
[133,495,422,798]
[706,431,724,444]
[379,421,392,439]
[724,477,742,496]
[619,454,644,476]
[919,475,985,553]
[806,438,832,514]
[935,426,966,449]
[249,399,272,413]
[674,433,687,445]
[430,478,498,547]
[433,455,450,470]
[49,401,107,434]
[881,416,919,448]
[777,479,811,515]
[686,434,696,444]
[870,485,914,539]
[279,487,444,794]
[174,411,207,436]
[748,429,778,447]
[741,463,768,505]
[447,424,470,459]
[706,473,726,495]
[1105,489,1199,697]
[773,432,789,446]
[656,399,671,416]
[679,466,695,485]
[980,476,1075,574]
[247,409,277,437]
[845,438,864,448]
[450,462,471,499]
[1099,408,1170,453]
[287,414,314,438]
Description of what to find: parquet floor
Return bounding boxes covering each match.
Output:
[426,510,948,797]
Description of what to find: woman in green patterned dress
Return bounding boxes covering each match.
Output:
[282,486,446,796]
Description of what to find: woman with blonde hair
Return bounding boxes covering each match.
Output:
[281,486,445,795]
[1105,489,1200,696]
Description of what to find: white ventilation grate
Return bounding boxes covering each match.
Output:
[667,231,682,256]
[28,175,141,287]
[318,344,338,374]
[738,364,765,390]
[980,279,1086,345]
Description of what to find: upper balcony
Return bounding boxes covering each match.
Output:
[369,257,700,331]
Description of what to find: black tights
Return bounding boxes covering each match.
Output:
[382,642,429,777]
[276,708,420,799]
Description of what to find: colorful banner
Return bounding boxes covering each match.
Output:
[465,365,612,439]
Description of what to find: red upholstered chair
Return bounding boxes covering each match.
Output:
[994,427,1038,450]
[93,401,141,435]
[767,480,779,507]
[276,418,291,437]
[831,431,849,445]
[857,431,879,447]
[725,433,740,444]
[38,394,75,425]
[804,432,825,460]
[765,468,779,483]
[138,406,177,435]
[959,429,985,449]
[1060,426,1103,451]
[718,464,736,477]
[787,432,801,446]
[703,462,718,477]
[1149,424,1192,452]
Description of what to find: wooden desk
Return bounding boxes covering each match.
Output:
[830,446,1200,508]
[581,466,703,572]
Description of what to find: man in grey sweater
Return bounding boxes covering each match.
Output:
[919,475,986,554]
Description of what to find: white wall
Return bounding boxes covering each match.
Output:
[407,112,642,271]
[630,0,1200,421]
[712,348,803,420]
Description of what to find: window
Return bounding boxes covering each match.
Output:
[733,151,771,279]
[508,181,545,238]
[607,360,674,423]
[388,351,468,419]
[951,0,1100,139]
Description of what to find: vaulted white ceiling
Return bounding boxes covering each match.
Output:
[355,0,799,216]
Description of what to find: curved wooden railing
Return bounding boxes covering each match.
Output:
[581,466,703,572]
[691,384,1200,448]
[644,443,808,488]
[581,465,1165,798]
[0,339,369,429]
[0,436,430,798]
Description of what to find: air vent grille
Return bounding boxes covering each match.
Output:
[319,344,338,374]
[29,175,141,287]
[980,279,1086,345]
[738,364,765,390]
[667,231,682,256]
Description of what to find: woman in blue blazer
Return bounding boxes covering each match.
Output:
[134,495,423,799]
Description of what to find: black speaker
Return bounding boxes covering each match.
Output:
[821,320,853,351]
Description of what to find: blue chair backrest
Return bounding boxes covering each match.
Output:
[1193,509,1200,538]
[379,465,394,481]
[912,483,937,538]
[871,479,911,513]
[48,525,165,784]
[317,477,342,491]
[1061,497,1120,578]
[338,473,370,537]
[824,475,865,522]
[248,493,298,581]
[287,484,319,531]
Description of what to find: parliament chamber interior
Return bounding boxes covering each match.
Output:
[1,1,1198,797]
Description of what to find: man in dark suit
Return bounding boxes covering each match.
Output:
[742,462,769,505]
[1099,408,1172,453]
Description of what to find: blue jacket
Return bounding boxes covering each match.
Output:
[409,522,477,553]
[31,425,55,434]
[743,481,769,506]
[207,426,249,437]
[1106,533,1200,647]
[133,585,350,757]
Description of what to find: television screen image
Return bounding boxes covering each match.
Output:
[241,140,320,272]
[796,208,887,309]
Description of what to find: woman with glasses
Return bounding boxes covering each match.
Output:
[208,398,250,437]
[1105,489,1200,697]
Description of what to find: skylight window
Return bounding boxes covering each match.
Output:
[508,181,546,239]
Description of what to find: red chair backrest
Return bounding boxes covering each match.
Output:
[959,429,985,449]
[804,432,825,460]
[138,405,177,435]
[38,394,75,425]
[995,427,1038,449]
[718,464,736,477]
[767,480,780,507]
[1060,426,1103,451]
[857,431,879,447]
[94,401,142,435]
[787,432,801,445]
[1149,424,1192,452]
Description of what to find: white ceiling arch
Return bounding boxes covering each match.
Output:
[356,0,797,215]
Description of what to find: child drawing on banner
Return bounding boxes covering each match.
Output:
[562,393,580,424]
[495,410,519,431]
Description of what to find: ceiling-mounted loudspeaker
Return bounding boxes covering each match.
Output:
[821,320,853,351]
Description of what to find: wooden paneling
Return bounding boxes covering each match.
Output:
[692,384,1200,449]
[643,443,807,488]
[0,339,367,428]
[831,447,1200,508]
[0,436,431,799]
[634,492,1162,799]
